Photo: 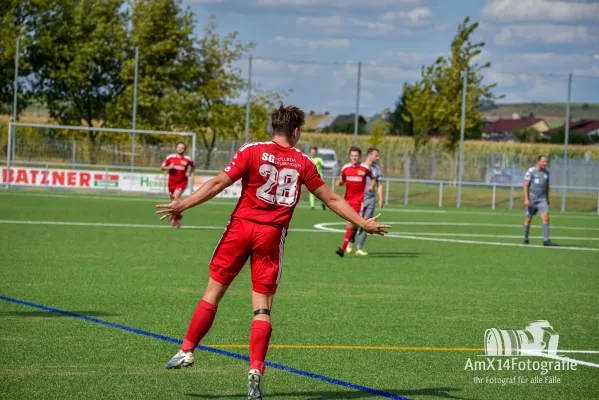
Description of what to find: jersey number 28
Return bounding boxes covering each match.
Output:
[257,164,299,207]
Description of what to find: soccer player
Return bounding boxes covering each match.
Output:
[523,155,557,246]
[160,142,195,228]
[353,147,384,256]
[335,147,372,257]
[309,146,326,211]
[156,104,390,400]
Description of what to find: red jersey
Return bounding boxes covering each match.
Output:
[162,154,195,185]
[340,163,372,204]
[223,141,325,228]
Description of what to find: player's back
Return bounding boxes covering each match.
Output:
[223,141,324,228]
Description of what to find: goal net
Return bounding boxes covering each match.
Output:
[2,122,197,195]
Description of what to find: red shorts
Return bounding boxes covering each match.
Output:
[168,182,187,196]
[209,218,287,295]
[348,201,363,214]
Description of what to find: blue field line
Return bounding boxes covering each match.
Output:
[0,295,410,400]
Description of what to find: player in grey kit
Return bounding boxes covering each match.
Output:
[523,155,557,246]
[350,147,384,256]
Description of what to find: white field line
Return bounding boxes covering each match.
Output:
[314,223,599,252]
[1,190,598,220]
[1,219,598,251]
[520,350,599,369]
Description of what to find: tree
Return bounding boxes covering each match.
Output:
[549,129,591,145]
[27,0,128,128]
[403,17,500,151]
[163,19,281,168]
[108,0,196,131]
[512,127,541,143]
[388,91,413,136]
[369,119,391,146]
[0,1,36,118]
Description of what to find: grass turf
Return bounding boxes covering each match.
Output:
[0,190,598,399]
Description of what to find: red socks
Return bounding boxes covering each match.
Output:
[181,300,218,351]
[249,320,272,374]
[341,227,354,251]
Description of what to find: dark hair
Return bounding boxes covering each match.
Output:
[176,142,187,150]
[349,146,361,156]
[270,102,305,138]
[367,147,379,155]
[311,146,318,152]
[538,155,547,161]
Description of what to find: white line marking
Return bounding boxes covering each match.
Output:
[358,232,599,241]
[314,223,599,252]
[2,191,598,220]
[520,350,599,369]
[0,220,331,234]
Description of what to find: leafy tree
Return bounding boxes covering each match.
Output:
[369,119,391,146]
[388,92,413,136]
[403,17,500,151]
[163,19,281,168]
[512,127,541,143]
[108,0,196,132]
[550,128,591,145]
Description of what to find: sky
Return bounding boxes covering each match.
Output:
[183,0,599,115]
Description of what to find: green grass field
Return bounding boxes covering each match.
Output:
[1,190,598,399]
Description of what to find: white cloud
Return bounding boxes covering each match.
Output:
[296,15,345,28]
[481,0,599,22]
[380,7,431,24]
[273,36,350,49]
[253,59,284,74]
[351,19,395,37]
[257,0,420,8]
[593,54,599,61]
[495,24,592,44]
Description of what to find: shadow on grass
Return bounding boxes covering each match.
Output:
[185,387,472,399]
[0,311,118,318]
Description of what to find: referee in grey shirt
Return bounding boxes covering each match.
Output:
[523,155,557,246]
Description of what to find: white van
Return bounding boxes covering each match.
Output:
[317,148,339,178]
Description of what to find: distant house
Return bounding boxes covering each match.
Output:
[315,115,336,132]
[543,119,599,139]
[482,118,549,139]
[330,114,367,127]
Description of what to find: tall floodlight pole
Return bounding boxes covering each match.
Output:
[561,73,572,213]
[354,61,362,147]
[456,68,468,208]
[244,55,253,143]
[131,47,139,170]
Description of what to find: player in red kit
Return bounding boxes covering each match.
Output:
[156,104,390,400]
[335,146,372,257]
[160,142,195,228]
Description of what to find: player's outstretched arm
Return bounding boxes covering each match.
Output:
[311,184,391,235]
[156,172,233,221]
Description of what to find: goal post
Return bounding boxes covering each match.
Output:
[4,122,196,195]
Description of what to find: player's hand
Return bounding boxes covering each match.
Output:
[167,163,175,170]
[525,199,531,207]
[185,171,191,178]
[156,199,185,221]
[378,200,384,209]
[336,180,344,187]
[362,213,391,236]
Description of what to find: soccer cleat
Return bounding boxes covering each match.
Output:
[247,369,263,400]
[335,248,344,257]
[321,203,326,211]
[346,242,353,254]
[355,249,368,256]
[544,240,558,247]
[165,349,195,369]
[523,239,529,245]
[311,207,315,211]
